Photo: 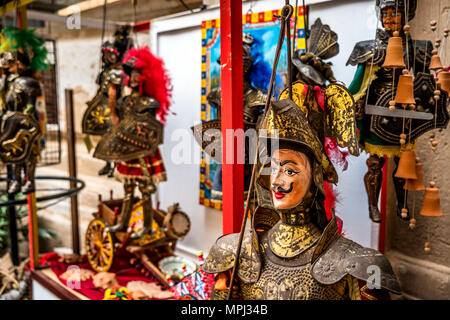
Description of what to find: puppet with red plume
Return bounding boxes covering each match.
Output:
[93,46,172,239]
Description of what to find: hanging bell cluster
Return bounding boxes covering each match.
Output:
[382,31,406,69]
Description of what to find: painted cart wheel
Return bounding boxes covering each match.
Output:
[86,219,115,273]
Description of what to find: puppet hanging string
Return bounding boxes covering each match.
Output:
[226,3,294,300]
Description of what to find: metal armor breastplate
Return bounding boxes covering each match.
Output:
[239,232,349,300]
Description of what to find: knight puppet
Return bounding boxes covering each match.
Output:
[82,26,133,177]
[93,47,171,239]
[203,96,401,300]
[193,33,268,202]
[347,0,449,222]
[0,27,48,194]
[203,5,401,298]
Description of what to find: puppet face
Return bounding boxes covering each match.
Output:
[270,149,312,210]
[130,69,140,89]
[382,7,403,33]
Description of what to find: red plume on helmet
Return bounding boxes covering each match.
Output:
[123,46,172,124]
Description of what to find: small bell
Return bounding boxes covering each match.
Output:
[429,49,444,71]
[382,31,406,69]
[437,70,450,94]
[395,147,418,180]
[419,181,443,217]
[394,70,416,105]
[404,159,425,191]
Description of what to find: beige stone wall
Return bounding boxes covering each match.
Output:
[385,0,450,300]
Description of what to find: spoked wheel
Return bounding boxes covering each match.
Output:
[86,219,115,273]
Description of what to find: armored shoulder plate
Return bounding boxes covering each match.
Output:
[311,236,401,294]
[15,77,41,97]
[347,30,389,66]
[138,96,160,111]
[347,40,386,66]
[107,68,123,86]
[203,230,261,283]
[244,88,266,125]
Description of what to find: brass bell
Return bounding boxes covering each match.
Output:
[395,147,417,180]
[394,70,416,105]
[437,70,450,94]
[382,31,406,69]
[429,50,444,71]
[420,181,443,217]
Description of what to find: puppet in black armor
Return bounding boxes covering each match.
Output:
[82,26,133,176]
[192,33,267,201]
[0,27,47,194]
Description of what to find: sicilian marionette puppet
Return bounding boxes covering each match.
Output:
[203,5,400,300]
[287,18,360,215]
[203,98,401,300]
[192,33,268,201]
[0,27,48,194]
[82,26,133,177]
[93,47,171,239]
[347,0,449,222]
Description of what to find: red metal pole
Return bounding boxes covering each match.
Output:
[220,0,244,234]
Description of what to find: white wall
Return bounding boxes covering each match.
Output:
[152,0,380,257]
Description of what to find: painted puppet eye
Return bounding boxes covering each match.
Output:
[284,169,297,176]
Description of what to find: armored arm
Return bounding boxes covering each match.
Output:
[107,69,123,125]
[17,77,41,116]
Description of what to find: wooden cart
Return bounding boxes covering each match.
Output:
[85,195,191,278]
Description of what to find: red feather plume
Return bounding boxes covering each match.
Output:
[123,47,172,124]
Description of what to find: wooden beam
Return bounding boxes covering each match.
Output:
[220,0,244,234]
[0,0,34,15]
[57,0,122,16]
[16,5,27,29]
[65,89,80,255]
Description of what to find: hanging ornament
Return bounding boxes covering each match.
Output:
[404,158,425,191]
[394,69,416,105]
[395,146,418,180]
[430,20,437,32]
[429,49,444,71]
[382,31,406,69]
[437,70,450,94]
[401,208,409,219]
[420,181,443,217]
[409,218,416,229]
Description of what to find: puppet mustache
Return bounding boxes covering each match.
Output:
[272,183,294,194]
